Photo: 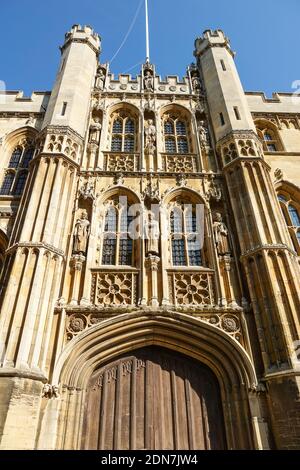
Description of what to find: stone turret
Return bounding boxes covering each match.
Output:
[194,29,255,141]
[43,24,101,137]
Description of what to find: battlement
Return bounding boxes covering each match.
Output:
[104,72,189,94]
[194,29,234,57]
[0,90,50,113]
[61,24,101,55]
[245,91,300,113]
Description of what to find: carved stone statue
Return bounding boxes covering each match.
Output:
[198,120,210,148]
[95,68,105,90]
[73,210,90,255]
[144,70,154,91]
[144,119,156,154]
[207,180,222,201]
[89,117,102,144]
[192,75,202,93]
[213,212,230,255]
[146,212,160,255]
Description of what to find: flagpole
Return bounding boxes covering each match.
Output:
[145,0,150,62]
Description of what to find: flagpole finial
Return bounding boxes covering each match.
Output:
[145,0,150,62]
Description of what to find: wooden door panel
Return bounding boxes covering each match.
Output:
[81,347,226,450]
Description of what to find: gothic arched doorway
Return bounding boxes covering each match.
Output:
[81,346,227,450]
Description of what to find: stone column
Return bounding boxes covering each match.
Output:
[145,255,160,307]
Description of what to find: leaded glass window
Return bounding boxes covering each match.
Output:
[8,148,22,168]
[278,193,300,255]
[163,116,189,154]
[289,205,300,226]
[21,147,34,168]
[102,201,135,266]
[14,173,27,195]
[170,204,202,267]
[111,114,136,152]
[0,173,14,195]
[1,143,35,197]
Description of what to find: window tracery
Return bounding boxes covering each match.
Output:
[0,140,34,196]
[277,192,300,254]
[163,115,190,154]
[101,197,137,266]
[255,120,282,152]
[169,200,202,267]
[111,112,136,153]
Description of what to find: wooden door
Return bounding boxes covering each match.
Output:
[81,347,226,450]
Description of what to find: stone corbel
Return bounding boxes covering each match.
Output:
[42,383,60,399]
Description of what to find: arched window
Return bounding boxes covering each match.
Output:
[14,172,27,195]
[278,192,300,253]
[163,115,189,154]
[111,113,136,153]
[8,147,22,168]
[288,205,300,226]
[1,141,35,197]
[0,173,14,195]
[255,121,282,152]
[169,203,202,267]
[21,147,34,168]
[101,199,136,266]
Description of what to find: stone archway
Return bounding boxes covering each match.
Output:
[39,311,265,450]
[81,346,226,450]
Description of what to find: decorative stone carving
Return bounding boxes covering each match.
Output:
[221,315,239,333]
[274,168,283,181]
[73,210,90,255]
[95,66,106,90]
[222,142,238,165]
[198,120,210,148]
[249,382,267,395]
[142,175,160,203]
[192,75,203,94]
[42,384,60,399]
[206,178,222,201]
[89,117,102,144]
[197,312,242,343]
[145,254,160,271]
[26,114,35,126]
[145,212,160,255]
[105,153,138,172]
[144,70,154,92]
[46,133,79,161]
[163,155,197,173]
[113,172,124,185]
[91,272,138,306]
[213,212,230,255]
[78,180,96,201]
[68,314,87,333]
[168,272,215,306]
[70,254,85,271]
[238,139,256,157]
[144,119,156,155]
[176,173,187,187]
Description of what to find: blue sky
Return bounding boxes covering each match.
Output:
[0,0,299,97]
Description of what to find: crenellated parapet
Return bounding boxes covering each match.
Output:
[194,29,234,58]
[61,24,101,56]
